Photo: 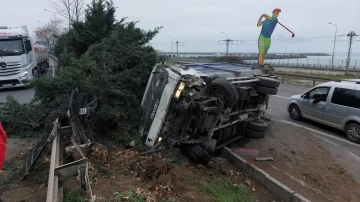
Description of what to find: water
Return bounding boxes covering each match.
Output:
[248,52,360,67]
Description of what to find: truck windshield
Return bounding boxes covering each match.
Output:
[0,39,25,56]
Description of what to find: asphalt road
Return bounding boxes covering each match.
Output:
[267,84,360,184]
[0,57,58,104]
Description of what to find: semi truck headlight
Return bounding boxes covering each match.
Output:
[174,82,185,99]
[20,71,28,78]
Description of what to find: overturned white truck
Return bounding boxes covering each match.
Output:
[139,62,280,164]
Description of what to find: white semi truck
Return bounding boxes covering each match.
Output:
[0,25,49,89]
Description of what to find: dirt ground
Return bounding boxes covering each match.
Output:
[0,137,49,202]
[0,138,280,202]
[235,120,360,202]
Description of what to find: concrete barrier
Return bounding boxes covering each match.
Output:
[222,147,311,202]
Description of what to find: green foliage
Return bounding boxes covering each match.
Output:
[115,191,146,202]
[212,56,243,63]
[199,178,254,202]
[63,187,88,202]
[264,63,274,71]
[2,0,162,146]
[0,159,22,191]
[54,0,117,58]
[0,96,47,137]
[33,19,162,145]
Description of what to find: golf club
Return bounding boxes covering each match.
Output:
[278,22,295,38]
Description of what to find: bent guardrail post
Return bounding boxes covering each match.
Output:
[46,118,61,202]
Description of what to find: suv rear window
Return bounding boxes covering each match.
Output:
[331,87,360,109]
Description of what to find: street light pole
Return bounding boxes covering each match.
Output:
[168,36,173,55]
[329,22,337,67]
[44,9,58,52]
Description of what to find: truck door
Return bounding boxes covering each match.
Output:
[24,39,36,68]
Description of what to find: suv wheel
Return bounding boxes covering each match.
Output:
[346,123,360,143]
[289,105,302,121]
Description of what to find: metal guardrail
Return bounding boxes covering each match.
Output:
[244,60,360,71]
[24,88,98,202]
[167,58,360,71]
[273,72,334,87]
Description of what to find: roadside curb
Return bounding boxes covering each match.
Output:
[222,147,311,202]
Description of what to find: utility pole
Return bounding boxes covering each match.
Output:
[174,41,184,58]
[220,39,234,56]
[343,31,358,74]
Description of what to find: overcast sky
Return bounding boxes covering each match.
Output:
[2,0,359,55]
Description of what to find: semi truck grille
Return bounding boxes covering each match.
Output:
[0,61,21,76]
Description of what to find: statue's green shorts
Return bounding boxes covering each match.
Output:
[258,34,271,54]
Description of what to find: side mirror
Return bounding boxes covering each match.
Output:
[302,94,309,99]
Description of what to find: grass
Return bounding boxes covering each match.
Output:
[115,191,146,202]
[199,177,254,202]
[275,69,359,80]
[63,187,88,202]
[0,159,22,191]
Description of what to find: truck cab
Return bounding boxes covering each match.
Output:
[139,62,280,164]
[0,25,48,89]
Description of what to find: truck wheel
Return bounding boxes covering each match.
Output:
[245,128,266,138]
[345,123,360,144]
[258,77,280,88]
[255,85,278,95]
[182,144,211,165]
[208,78,238,108]
[246,121,268,132]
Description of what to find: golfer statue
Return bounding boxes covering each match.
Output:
[257,8,281,66]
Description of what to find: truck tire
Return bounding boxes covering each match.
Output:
[245,128,266,138]
[246,121,268,132]
[258,77,280,88]
[182,144,211,165]
[208,78,238,108]
[255,85,278,95]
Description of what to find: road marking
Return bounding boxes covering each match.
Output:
[272,95,290,99]
[281,120,360,148]
[348,152,360,161]
[271,166,329,199]
[314,135,339,146]
[50,58,55,78]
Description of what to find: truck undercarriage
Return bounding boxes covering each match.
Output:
[139,62,280,164]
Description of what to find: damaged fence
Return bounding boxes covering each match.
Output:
[23,87,98,202]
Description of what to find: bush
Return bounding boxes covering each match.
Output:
[33,21,162,145]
